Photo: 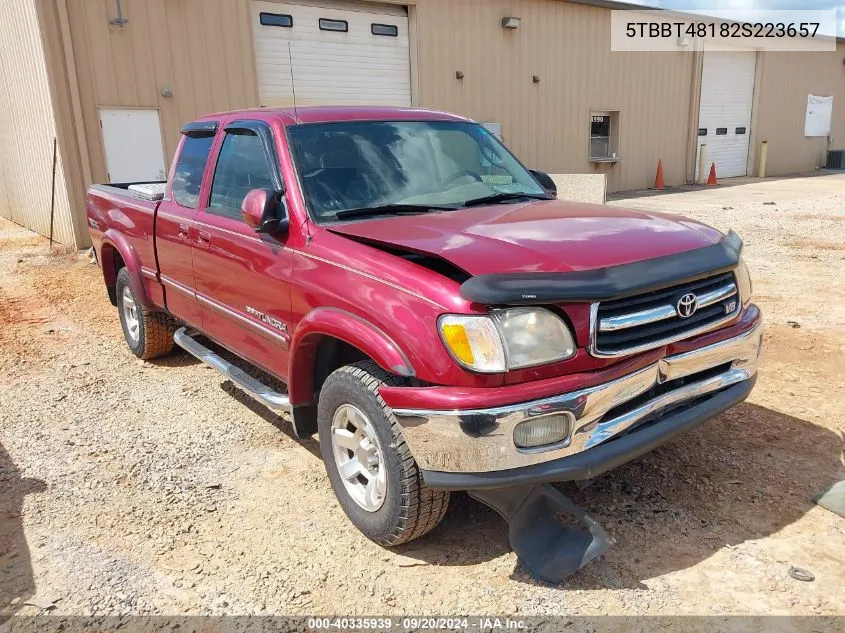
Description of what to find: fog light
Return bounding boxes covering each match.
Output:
[513,413,572,449]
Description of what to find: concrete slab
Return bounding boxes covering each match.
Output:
[610,172,845,211]
[550,174,607,204]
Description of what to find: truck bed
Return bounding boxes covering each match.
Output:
[89,181,167,202]
[87,182,164,308]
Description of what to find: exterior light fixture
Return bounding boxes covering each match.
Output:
[502,17,521,29]
[109,0,129,26]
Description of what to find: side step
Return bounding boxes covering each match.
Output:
[174,327,291,413]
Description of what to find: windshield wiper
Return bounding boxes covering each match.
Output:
[461,192,554,207]
[334,203,457,221]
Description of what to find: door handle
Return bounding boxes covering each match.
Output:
[178,223,189,240]
[197,230,211,244]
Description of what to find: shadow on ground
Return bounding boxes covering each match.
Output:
[221,381,322,461]
[393,403,843,588]
[0,443,47,622]
[147,348,202,369]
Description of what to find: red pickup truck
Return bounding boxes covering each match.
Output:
[88,106,761,581]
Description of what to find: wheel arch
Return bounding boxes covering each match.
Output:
[288,307,415,407]
[100,230,154,310]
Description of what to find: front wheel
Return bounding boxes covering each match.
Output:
[318,360,450,546]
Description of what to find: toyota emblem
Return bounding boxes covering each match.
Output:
[676,293,699,319]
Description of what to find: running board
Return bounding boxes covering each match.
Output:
[173,327,291,413]
[469,483,609,583]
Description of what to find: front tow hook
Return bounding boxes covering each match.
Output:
[468,483,608,582]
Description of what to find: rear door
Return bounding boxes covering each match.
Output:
[192,120,294,381]
[156,123,217,328]
[99,108,168,182]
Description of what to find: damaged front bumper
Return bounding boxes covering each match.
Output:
[393,311,763,490]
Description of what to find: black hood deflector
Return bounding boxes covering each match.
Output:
[460,231,743,305]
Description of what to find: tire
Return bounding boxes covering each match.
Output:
[318,360,450,546]
[116,267,176,360]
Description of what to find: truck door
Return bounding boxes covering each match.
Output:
[156,123,217,328]
[192,120,294,382]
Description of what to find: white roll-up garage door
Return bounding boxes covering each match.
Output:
[250,0,412,107]
[696,48,757,179]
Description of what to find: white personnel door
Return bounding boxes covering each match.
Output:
[98,108,167,183]
[250,0,412,107]
[696,49,757,179]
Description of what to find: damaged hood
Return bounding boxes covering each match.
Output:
[327,199,724,276]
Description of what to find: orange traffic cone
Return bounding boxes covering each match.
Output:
[707,162,718,186]
[654,160,665,190]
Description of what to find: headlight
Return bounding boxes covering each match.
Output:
[736,257,753,306]
[492,307,576,369]
[439,308,576,373]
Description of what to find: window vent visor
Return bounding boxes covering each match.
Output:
[181,121,218,138]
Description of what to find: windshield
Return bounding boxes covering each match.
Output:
[286,121,547,222]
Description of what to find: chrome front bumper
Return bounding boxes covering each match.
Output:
[392,321,763,473]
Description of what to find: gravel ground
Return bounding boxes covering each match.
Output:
[1,174,844,618]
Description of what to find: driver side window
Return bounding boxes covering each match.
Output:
[208,132,274,219]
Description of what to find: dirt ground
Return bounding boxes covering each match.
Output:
[1,174,844,618]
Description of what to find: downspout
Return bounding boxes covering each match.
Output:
[57,0,92,188]
[685,42,704,184]
[746,50,764,177]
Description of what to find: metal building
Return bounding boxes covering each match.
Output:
[2,0,844,248]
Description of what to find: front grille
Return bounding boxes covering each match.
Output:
[593,271,739,356]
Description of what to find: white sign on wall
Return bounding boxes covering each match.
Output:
[805,95,833,137]
[482,122,503,140]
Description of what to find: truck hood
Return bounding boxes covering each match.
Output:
[327,199,724,276]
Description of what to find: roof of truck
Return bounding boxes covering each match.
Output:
[197,105,472,126]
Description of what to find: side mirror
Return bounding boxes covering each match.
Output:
[530,170,557,198]
[241,188,289,234]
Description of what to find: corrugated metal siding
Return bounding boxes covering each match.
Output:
[0,0,75,246]
[754,44,845,176]
[63,0,697,192]
[43,0,845,219]
[64,0,260,184]
[413,0,697,192]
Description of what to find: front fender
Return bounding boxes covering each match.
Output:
[288,307,415,405]
[100,229,155,310]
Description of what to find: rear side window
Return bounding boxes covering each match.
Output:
[208,132,274,219]
[172,135,214,208]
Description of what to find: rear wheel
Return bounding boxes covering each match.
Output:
[116,268,176,360]
[318,360,450,546]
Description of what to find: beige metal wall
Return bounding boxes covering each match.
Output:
[754,43,845,177]
[413,0,698,192]
[0,0,76,246]
[57,0,696,196]
[36,0,845,249]
[63,0,259,186]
